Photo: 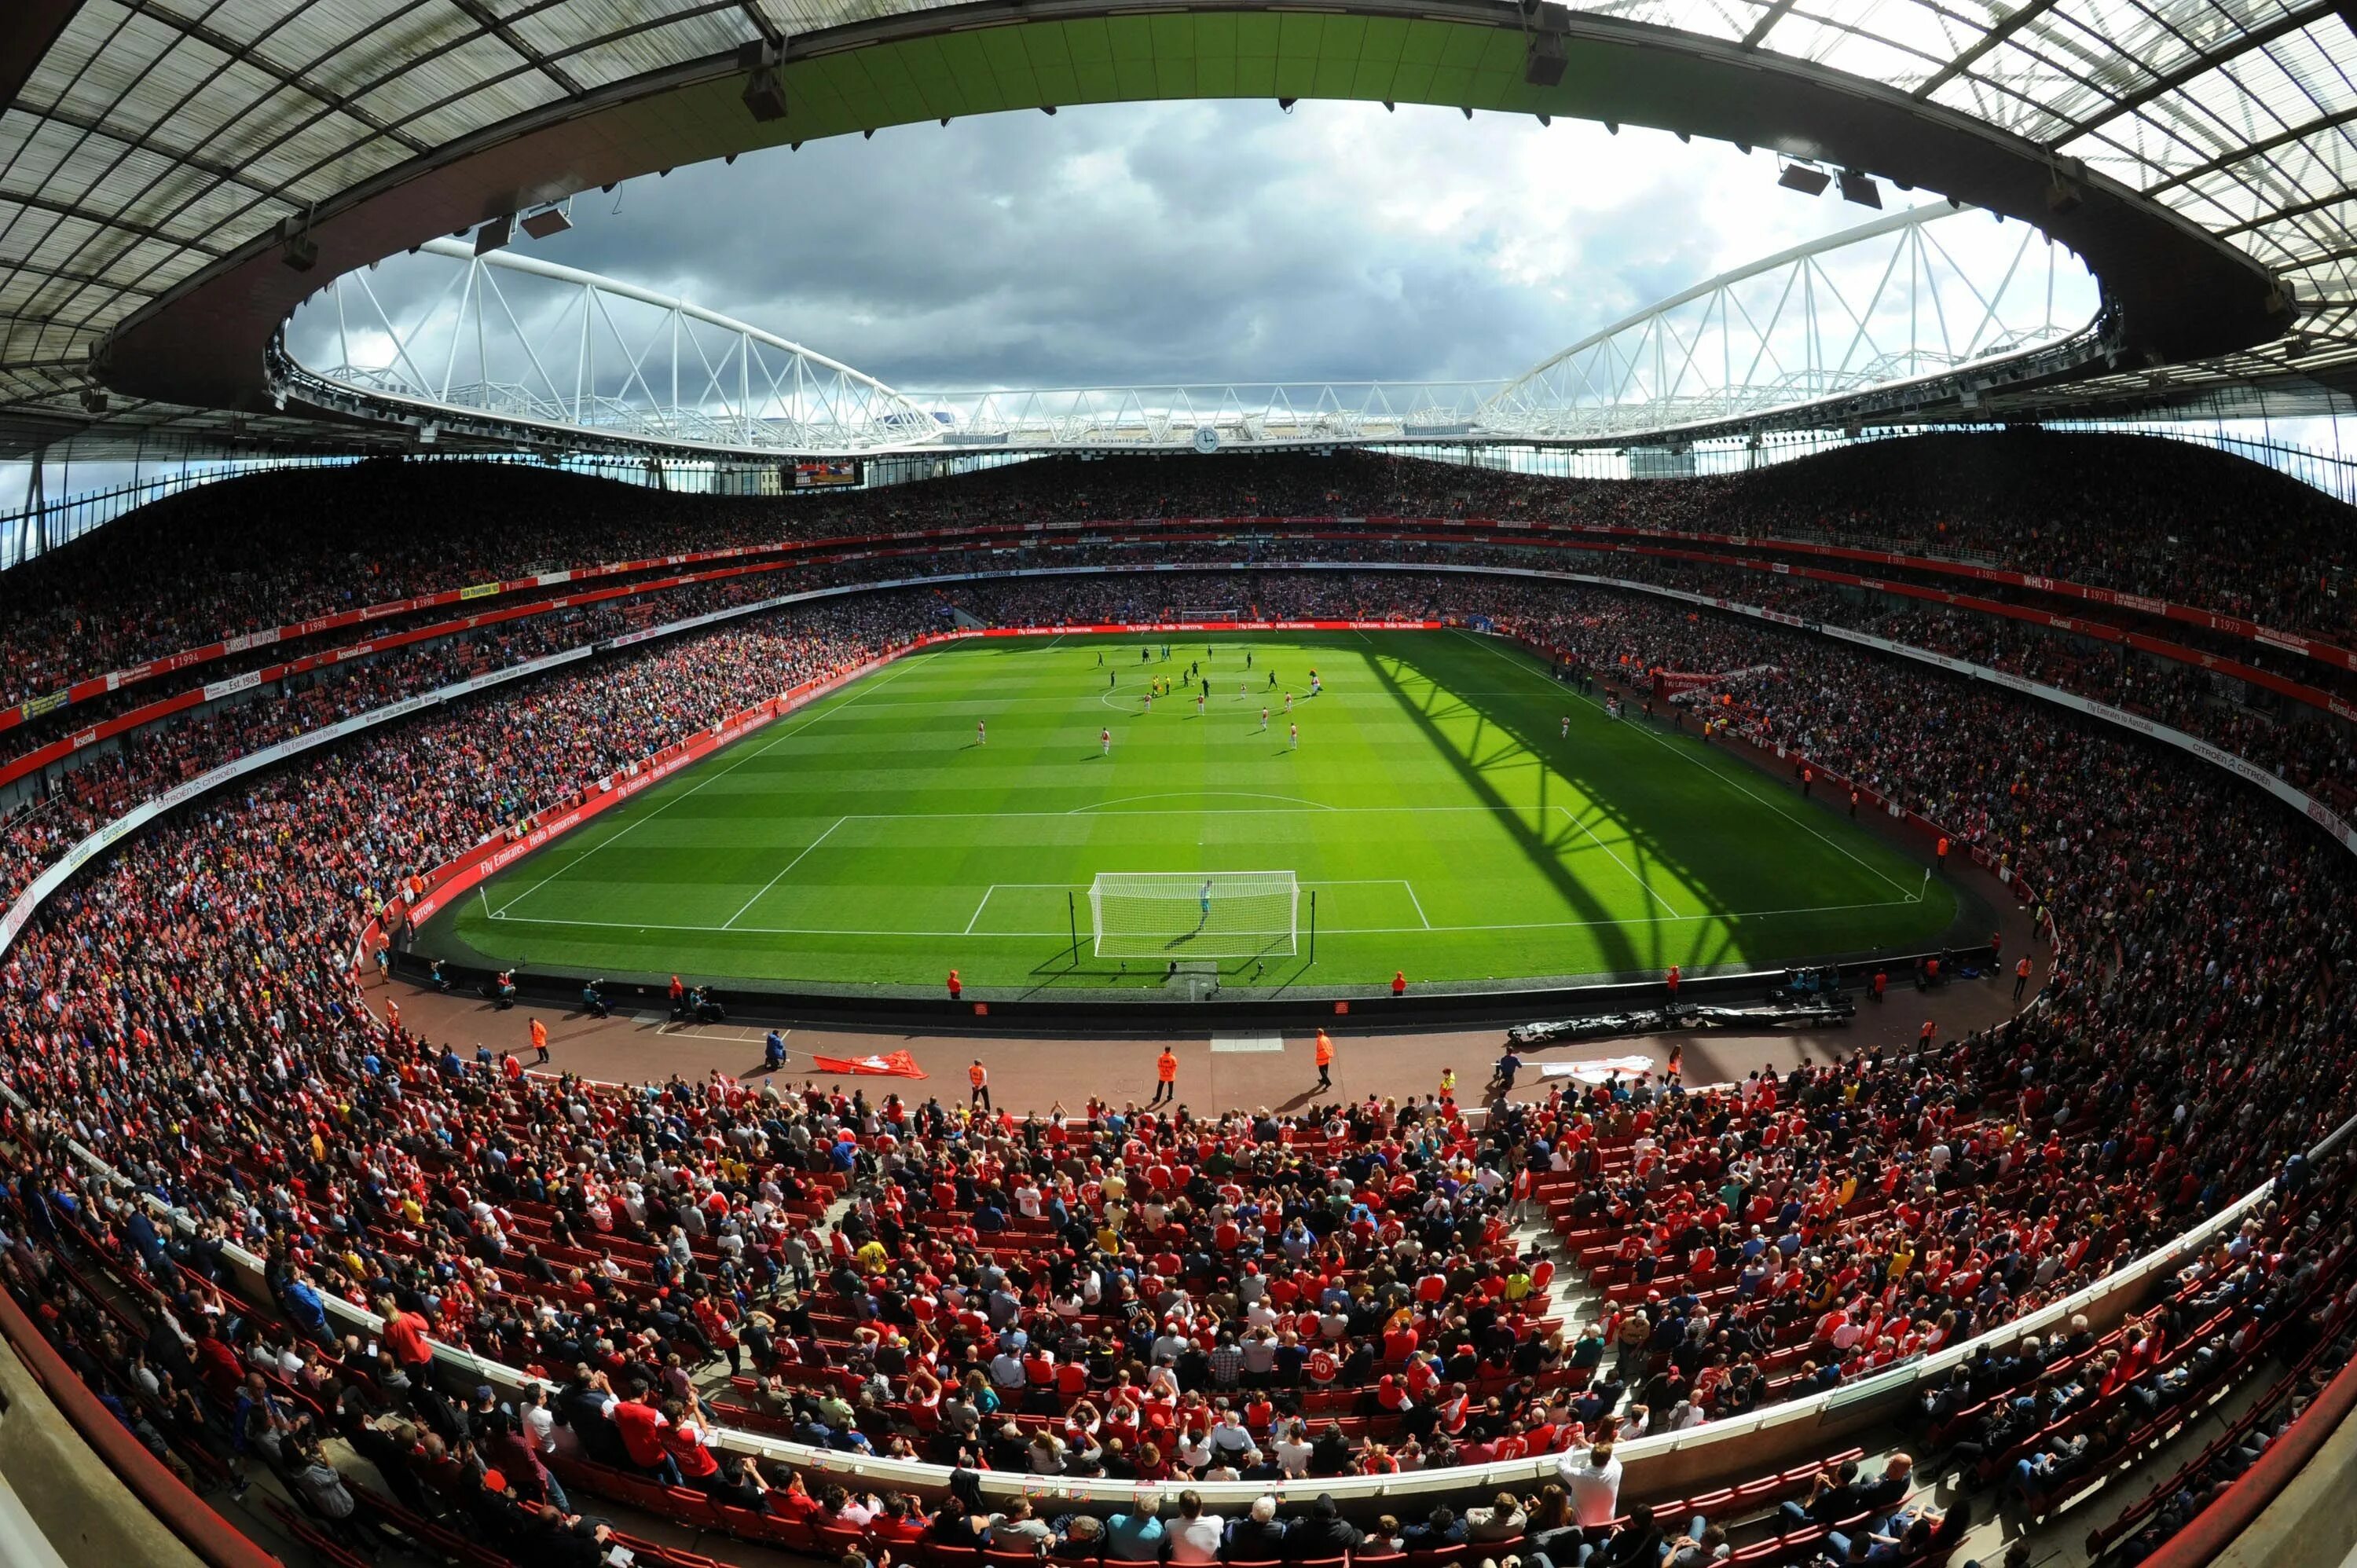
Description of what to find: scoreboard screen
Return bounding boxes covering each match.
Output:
[793,460,863,489]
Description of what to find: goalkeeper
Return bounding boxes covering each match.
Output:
[1198,878,1213,929]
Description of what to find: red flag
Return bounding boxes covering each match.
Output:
[809,1050,927,1079]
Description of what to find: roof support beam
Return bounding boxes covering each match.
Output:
[121,0,435,158]
[0,190,223,255]
[2061,0,2341,143]
[0,262,159,299]
[735,0,784,46]
[541,0,744,71]
[12,100,282,203]
[440,0,588,98]
[2221,183,2357,236]
[1912,0,2065,102]
[1739,0,1799,52]
[2144,103,2357,196]
[2282,239,2357,269]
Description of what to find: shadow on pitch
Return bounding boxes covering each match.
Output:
[1369,637,1775,975]
[1360,647,1658,975]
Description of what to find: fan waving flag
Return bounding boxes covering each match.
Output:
[810,1050,927,1079]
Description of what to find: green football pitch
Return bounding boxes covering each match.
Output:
[424,629,1962,995]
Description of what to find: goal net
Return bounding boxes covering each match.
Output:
[1179,606,1240,621]
[1088,870,1299,958]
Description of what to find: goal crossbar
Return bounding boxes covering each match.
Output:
[1088,870,1299,959]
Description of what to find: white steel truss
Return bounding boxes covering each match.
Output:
[289,240,940,456]
[1483,205,2097,442]
[902,383,1508,450]
[281,205,2096,458]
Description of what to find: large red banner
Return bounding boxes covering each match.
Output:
[809,1050,926,1078]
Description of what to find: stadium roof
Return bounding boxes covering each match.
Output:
[5,0,2355,460]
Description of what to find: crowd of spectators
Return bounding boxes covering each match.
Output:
[1488,549,2357,805]
[8,434,2348,716]
[0,460,2353,1568]
[20,523,2350,912]
[0,573,961,904]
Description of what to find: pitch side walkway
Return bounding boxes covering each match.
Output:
[372,891,2033,1115]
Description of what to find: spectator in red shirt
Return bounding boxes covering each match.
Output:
[374,1293,456,1432]
[610,1382,682,1486]
[658,1399,724,1494]
[375,1296,432,1370]
[189,1321,244,1402]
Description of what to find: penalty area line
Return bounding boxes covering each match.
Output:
[1453,629,1919,902]
[1553,804,1683,919]
[720,815,848,930]
[489,655,925,918]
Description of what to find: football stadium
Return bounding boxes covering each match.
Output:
[7,7,2357,1568]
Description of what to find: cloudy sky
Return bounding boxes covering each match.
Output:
[304,100,2094,395]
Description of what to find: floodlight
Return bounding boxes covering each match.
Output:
[519,203,571,240]
[1776,162,1830,196]
[744,62,787,122]
[80,387,108,414]
[1837,170,1882,208]
[278,214,318,272]
[474,214,513,255]
[1524,31,1567,86]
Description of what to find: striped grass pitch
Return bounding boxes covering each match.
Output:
[427,630,1956,993]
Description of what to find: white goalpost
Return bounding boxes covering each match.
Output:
[1087,870,1299,958]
